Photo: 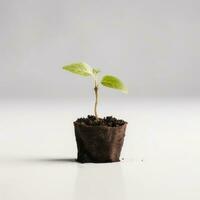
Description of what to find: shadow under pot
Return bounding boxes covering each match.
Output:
[74,117,127,163]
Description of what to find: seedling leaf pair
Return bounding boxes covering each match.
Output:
[63,62,128,93]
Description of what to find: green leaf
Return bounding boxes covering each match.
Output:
[101,75,128,93]
[63,62,92,77]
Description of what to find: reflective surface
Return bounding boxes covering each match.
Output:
[0,99,200,200]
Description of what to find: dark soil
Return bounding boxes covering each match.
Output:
[75,115,127,127]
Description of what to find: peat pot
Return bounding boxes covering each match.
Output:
[74,120,127,163]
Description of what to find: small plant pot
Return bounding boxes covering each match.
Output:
[74,119,127,163]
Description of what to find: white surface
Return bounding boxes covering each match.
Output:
[0,99,200,200]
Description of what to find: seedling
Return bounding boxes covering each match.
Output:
[62,62,128,120]
[62,62,128,163]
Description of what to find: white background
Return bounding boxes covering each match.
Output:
[0,0,200,98]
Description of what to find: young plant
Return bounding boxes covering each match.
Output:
[62,62,128,120]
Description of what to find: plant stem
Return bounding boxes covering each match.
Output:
[94,81,99,120]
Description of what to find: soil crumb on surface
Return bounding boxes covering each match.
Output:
[75,115,127,127]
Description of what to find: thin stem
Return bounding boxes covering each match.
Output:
[94,81,99,120]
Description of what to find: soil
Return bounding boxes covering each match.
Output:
[74,116,127,163]
[75,115,127,127]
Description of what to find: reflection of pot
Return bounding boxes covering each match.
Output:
[74,164,124,200]
[74,121,127,163]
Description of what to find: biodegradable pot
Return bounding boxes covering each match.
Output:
[74,121,127,163]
